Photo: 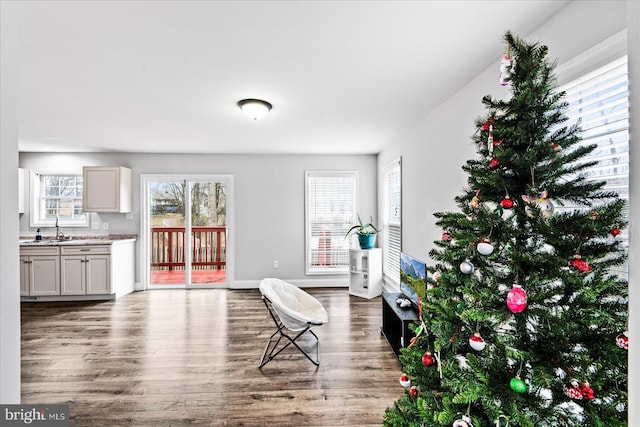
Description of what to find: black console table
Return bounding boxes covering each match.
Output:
[381,292,418,357]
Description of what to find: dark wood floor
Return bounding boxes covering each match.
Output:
[21,288,403,426]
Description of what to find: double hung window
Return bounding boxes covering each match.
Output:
[30,172,88,227]
[305,171,357,274]
[382,159,402,285]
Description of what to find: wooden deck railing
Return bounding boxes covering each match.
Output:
[151,226,226,271]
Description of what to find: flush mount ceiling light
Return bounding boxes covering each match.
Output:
[237,99,272,120]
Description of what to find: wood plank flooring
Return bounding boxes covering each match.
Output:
[21,288,403,426]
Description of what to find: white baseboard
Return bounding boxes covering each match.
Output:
[231,277,349,289]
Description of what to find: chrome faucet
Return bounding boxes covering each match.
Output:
[55,216,64,240]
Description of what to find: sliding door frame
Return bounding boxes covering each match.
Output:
[140,174,234,290]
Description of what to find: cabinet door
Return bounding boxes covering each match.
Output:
[86,255,110,294]
[30,256,60,296]
[20,255,30,296]
[61,256,86,295]
[83,166,132,212]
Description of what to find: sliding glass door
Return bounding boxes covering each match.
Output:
[143,175,232,288]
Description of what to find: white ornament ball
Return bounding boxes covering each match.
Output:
[540,198,555,218]
[477,241,494,256]
[399,373,411,388]
[453,414,474,427]
[469,333,486,351]
[459,259,475,274]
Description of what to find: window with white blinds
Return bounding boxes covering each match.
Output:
[557,55,629,278]
[382,159,401,285]
[305,171,358,274]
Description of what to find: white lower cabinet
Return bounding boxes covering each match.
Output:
[20,247,61,296]
[19,240,136,300]
[60,246,110,295]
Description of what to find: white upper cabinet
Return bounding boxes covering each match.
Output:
[18,168,25,214]
[83,166,132,213]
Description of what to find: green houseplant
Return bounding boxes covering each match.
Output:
[344,215,379,249]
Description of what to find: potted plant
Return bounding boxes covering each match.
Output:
[345,215,379,249]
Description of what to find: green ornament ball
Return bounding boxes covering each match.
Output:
[510,377,527,393]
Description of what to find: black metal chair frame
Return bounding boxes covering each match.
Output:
[258,295,322,368]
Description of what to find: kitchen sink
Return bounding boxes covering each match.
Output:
[20,239,108,245]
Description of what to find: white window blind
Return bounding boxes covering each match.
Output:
[382,159,401,285]
[557,55,629,278]
[305,171,357,274]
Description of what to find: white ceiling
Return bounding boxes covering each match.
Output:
[14,1,570,155]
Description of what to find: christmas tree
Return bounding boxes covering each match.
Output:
[384,31,628,427]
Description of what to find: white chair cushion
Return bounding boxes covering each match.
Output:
[259,278,328,330]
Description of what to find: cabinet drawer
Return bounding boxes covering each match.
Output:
[61,245,110,255]
[20,246,60,256]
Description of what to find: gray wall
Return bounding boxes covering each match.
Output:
[377,0,638,420]
[0,0,20,404]
[18,152,377,287]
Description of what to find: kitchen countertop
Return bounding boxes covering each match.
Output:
[20,234,137,247]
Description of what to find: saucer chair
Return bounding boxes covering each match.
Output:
[258,278,329,367]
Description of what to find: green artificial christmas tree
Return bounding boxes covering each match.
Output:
[384,32,628,427]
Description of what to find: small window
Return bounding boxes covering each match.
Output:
[382,158,402,285]
[305,171,357,275]
[30,172,88,227]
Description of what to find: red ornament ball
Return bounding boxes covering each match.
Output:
[616,331,628,350]
[563,380,594,400]
[422,351,435,366]
[506,285,528,313]
[563,381,583,400]
[611,227,621,237]
[490,157,501,168]
[579,382,595,401]
[409,385,419,399]
[501,197,514,209]
[568,255,592,273]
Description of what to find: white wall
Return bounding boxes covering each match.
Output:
[378,0,628,265]
[0,1,21,404]
[18,152,377,287]
[625,0,639,421]
[378,0,637,420]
